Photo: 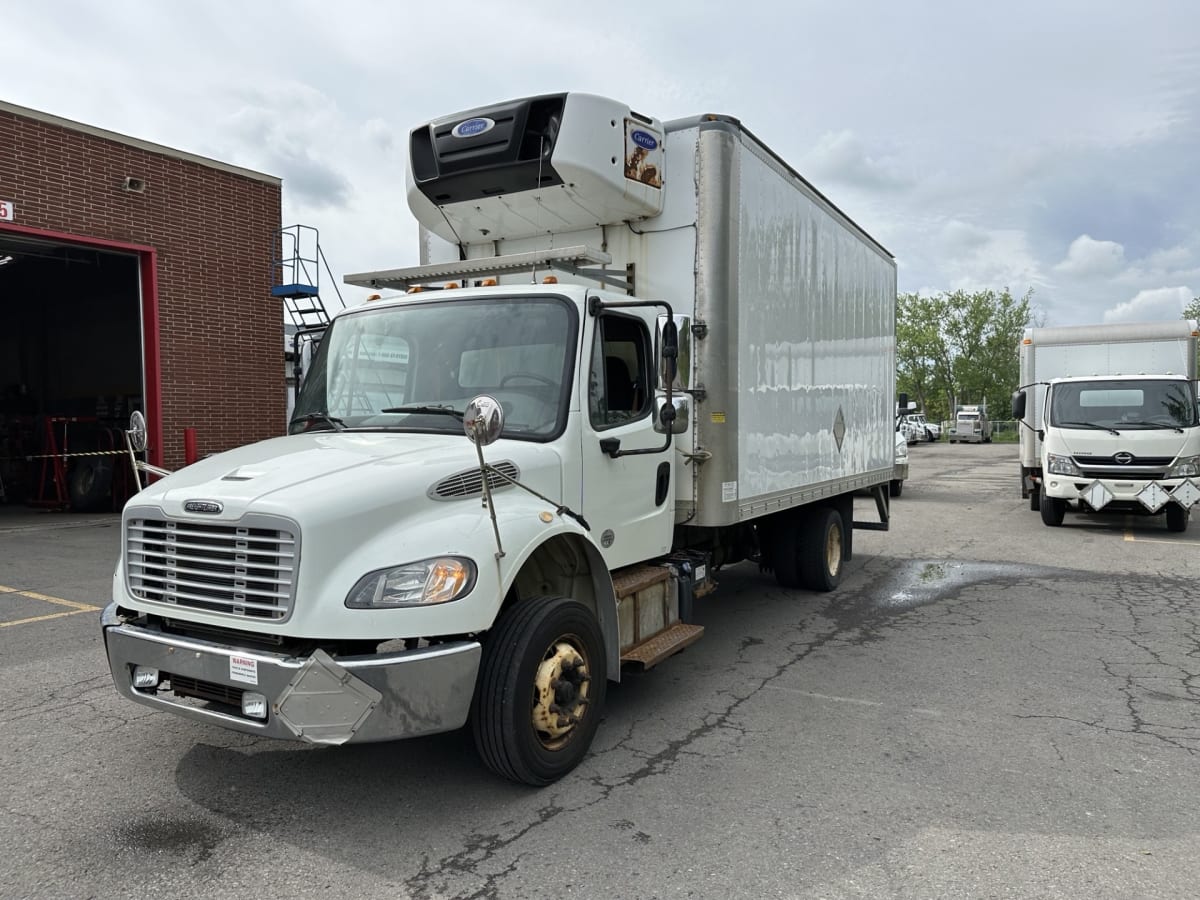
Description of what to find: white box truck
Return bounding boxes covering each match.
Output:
[1011,320,1200,530]
[101,92,897,784]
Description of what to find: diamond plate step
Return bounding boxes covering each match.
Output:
[620,623,704,671]
[612,564,670,600]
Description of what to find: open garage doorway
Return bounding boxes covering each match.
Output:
[0,227,157,512]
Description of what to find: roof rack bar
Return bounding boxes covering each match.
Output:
[345,244,612,290]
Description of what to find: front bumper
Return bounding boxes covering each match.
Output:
[893,462,909,481]
[1043,475,1198,512]
[101,603,481,744]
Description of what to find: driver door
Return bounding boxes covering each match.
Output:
[581,309,675,569]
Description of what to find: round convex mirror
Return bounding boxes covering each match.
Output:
[463,395,505,446]
[128,410,148,452]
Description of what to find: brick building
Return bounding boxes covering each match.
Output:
[0,100,284,506]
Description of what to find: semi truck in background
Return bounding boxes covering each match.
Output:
[1011,320,1200,530]
[949,405,990,443]
[101,92,897,785]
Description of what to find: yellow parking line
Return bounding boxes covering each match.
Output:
[0,584,101,629]
[0,584,100,612]
[1123,535,1195,546]
[0,608,96,629]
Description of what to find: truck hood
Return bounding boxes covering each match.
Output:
[131,432,566,522]
[1056,428,1193,460]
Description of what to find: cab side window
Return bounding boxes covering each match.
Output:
[588,314,652,429]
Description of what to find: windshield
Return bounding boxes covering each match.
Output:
[291,296,576,438]
[1048,379,1198,429]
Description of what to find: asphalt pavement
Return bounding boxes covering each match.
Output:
[2,443,1199,899]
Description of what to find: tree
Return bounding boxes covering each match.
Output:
[1182,297,1200,322]
[896,288,1036,423]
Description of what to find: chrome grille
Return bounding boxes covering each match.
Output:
[429,461,520,500]
[127,517,298,620]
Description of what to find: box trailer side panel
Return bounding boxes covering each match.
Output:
[689,119,896,526]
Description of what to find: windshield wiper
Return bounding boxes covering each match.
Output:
[1060,421,1121,435]
[1118,421,1186,433]
[290,411,346,432]
[381,405,464,421]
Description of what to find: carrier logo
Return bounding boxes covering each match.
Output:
[1114,452,1134,465]
[451,117,495,139]
[630,129,659,151]
[184,500,224,514]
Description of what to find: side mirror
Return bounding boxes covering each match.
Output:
[660,319,679,387]
[127,410,148,452]
[464,395,505,446]
[654,397,690,435]
[1011,390,1027,420]
[897,392,909,412]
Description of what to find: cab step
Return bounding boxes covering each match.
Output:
[620,622,704,671]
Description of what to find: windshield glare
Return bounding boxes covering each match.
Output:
[291,297,575,438]
[1049,379,1199,429]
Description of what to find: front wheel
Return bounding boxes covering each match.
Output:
[890,479,903,498]
[1166,503,1190,533]
[1039,486,1065,526]
[472,596,607,786]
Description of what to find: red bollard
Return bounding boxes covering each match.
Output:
[184,427,198,465]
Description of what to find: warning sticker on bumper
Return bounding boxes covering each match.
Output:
[230,655,259,685]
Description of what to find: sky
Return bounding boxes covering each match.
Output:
[4,0,1199,327]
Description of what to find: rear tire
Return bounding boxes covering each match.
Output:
[798,508,845,592]
[1039,486,1065,526]
[1165,503,1189,533]
[472,596,606,786]
[69,459,113,512]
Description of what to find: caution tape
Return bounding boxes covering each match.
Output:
[23,450,130,460]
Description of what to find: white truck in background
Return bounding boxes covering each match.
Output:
[101,92,897,785]
[949,405,990,443]
[1011,320,1200,530]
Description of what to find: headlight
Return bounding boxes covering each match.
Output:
[345,557,476,609]
[1167,455,1200,478]
[1046,453,1082,476]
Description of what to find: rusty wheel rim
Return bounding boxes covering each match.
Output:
[531,637,591,750]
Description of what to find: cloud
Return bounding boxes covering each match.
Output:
[1054,235,1126,276]
[1102,286,1194,323]
[801,131,912,191]
[361,118,396,153]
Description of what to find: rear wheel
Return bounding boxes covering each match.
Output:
[472,596,606,786]
[1039,486,1065,526]
[799,508,845,592]
[770,507,845,592]
[69,459,113,512]
[1165,503,1189,533]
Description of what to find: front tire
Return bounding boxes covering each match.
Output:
[1039,486,1065,526]
[1166,503,1189,533]
[472,596,607,786]
[890,479,903,498]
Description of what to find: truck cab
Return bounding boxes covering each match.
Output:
[949,406,990,443]
[1017,374,1200,529]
